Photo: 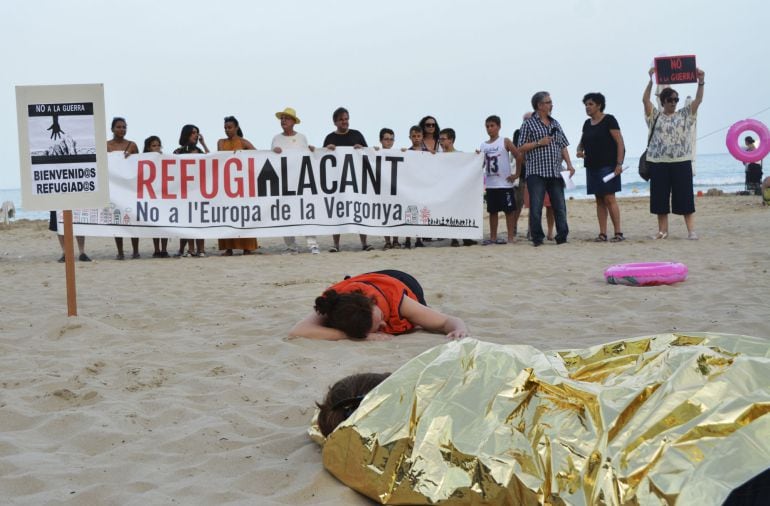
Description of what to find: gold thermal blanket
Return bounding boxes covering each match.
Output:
[313,333,770,505]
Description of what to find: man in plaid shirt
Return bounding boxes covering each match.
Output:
[516,91,576,246]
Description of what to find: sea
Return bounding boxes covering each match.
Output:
[0,152,753,221]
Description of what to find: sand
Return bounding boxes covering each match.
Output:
[0,195,768,505]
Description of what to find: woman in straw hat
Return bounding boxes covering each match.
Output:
[271,107,320,254]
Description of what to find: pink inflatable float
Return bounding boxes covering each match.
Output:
[725,119,770,163]
[604,262,688,286]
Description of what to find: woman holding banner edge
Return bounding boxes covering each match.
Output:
[107,117,140,259]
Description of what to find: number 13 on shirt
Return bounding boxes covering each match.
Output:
[485,155,499,174]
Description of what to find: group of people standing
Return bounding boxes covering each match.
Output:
[479,89,624,247]
[100,107,467,258]
[53,67,707,260]
[480,66,705,248]
[102,108,317,259]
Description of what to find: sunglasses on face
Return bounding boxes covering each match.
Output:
[666,97,680,104]
[424,123,436,127]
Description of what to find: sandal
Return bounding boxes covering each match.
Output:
[494,238,507,245]
[654,231,668,240]
[482,239,494,245]
[362,244,374,251]
[328,246,339,253]
[594,233,608,242]
[610,233,625,242]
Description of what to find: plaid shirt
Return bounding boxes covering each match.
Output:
[516,114,569,178]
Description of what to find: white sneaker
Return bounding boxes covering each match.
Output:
[688,231,698,240]
[282,247,299,255]
[310,245,320,255]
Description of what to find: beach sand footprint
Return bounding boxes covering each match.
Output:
[124,367,170,392]
[84,361,106,375]
[207,365,227,376]
[50,388,99,406]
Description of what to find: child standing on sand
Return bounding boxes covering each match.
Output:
[404,126,430,249]
[479,115,519,244]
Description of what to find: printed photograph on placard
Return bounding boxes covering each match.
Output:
[16,84,109,210]
[27,102,96,165]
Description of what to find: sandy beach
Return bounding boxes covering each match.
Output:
[0,195,768,505]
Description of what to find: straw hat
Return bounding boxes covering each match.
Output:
[275,107,300,124]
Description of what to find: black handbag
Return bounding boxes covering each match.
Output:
[638,114,660,182]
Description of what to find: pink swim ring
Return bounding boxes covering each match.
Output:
[604,262,688,286]
[725,119,770,163]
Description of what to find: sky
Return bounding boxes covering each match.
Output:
[2,0,769,189]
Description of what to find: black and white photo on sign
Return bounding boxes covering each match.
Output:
[27,111,96,163]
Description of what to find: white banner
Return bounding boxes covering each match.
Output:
[63,148,484,239]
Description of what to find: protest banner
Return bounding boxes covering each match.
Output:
[58,148,484,240]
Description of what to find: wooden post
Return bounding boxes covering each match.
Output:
[62,209,78,316]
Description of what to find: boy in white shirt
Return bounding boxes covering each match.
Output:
[479,115,519,244]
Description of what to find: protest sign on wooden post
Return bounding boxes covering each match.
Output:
[15,84,109,316]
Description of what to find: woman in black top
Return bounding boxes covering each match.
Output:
[173,124,209,257]
[576,93,626,242]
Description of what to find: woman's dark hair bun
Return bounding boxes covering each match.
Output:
[313,289,374,339]
[314,289,339,316]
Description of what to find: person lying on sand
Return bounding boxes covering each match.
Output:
[313,337,770,505]
[288,269,468,341]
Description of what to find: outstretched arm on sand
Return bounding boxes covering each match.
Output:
[399,297,468,340]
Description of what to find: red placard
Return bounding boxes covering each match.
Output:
[654,55,697,85]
